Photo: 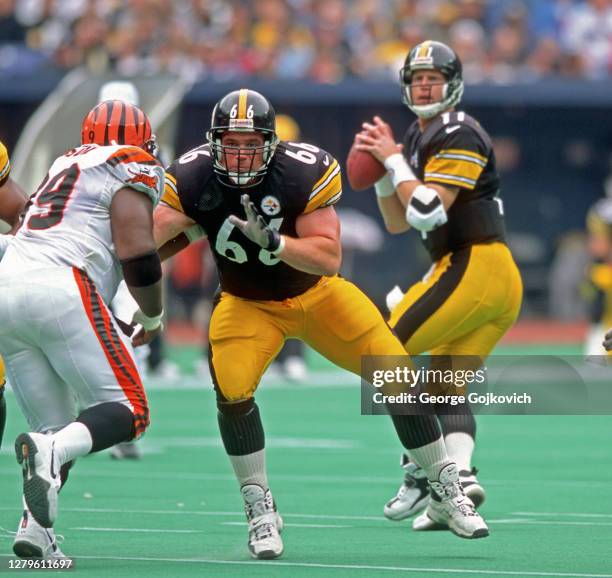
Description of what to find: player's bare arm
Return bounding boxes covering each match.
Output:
[153,202,198,261]
[285,205,341,276]
[111,186,163,345]
[229,194,341,276]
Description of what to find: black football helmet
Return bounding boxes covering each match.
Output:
[399,40,464,119]
[206,89,279,188]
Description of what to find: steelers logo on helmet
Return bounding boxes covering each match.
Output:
[399,40,464,119]
[261,195,281,216]
[207,89,279,188]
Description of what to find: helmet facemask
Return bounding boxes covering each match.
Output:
[400,66,464,119]
[207,125,278,188]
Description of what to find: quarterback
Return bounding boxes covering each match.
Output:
[356,41,523,531]
[155,88,489,559]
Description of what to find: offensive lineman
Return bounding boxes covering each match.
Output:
[154,88,489,559]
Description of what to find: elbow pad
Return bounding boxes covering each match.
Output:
[406,185,448,232]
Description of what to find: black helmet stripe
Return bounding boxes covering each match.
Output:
[118,101,126,145]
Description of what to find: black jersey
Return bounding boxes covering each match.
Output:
[163,141,342,300]
[403,111,505,261]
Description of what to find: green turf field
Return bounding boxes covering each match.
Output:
[1,346,611,577]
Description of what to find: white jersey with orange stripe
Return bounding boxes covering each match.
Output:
[0,143,164,304]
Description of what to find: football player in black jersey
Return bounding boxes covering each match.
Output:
[356,41,523,530]
[155,88,489,558]
[0,140,26,450]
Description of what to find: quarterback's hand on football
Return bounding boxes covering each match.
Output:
[229,194,283,252]
[355,116,402,164]
[603,328,612,352]
[131,308,164,347]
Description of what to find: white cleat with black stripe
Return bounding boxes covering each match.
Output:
[417,463,489,539]
[383,454,429,521]
[413,466,486,532]
[15,433,61,529]
[241,484,284,559]
[13,509,66,559]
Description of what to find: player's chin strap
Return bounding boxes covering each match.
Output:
[229,194,285,256]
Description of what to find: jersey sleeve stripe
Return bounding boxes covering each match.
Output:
[425,157,484,183]
[424,172,477,189]
[311,159,339,193]
[321,190,342,207]
[309,161,340,200]
[0,158,10,183]
[438,148,487,163]
[434,152,487,167]
[162,174,185,213]
[304,173,342,213]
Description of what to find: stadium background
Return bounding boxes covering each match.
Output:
[1,0,612,576]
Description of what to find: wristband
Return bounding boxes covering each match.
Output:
[133,308,164,332]
[383,153,417,189]
[266,228,285,255]
[374,174,395,198]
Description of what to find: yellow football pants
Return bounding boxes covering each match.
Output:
[209,275,408,401]
[389,242,522,394]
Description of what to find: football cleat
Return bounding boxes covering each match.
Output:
[460,467,486,509]
[416,463,489,539]
[110,441,142,460]
[13,509,66,559]
[15,433,61,528]
[383,454,429,521]
[241,484,284,559]
[413,466,486,531]
[282,355,308,382]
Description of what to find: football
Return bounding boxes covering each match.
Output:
[346,142,386,191]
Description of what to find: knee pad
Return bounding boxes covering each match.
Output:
[217,397,264,456]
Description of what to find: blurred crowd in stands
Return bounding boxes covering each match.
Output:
[0,0,610,82]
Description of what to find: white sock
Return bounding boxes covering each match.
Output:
[444,432,474,472]
[52,422,93,465]
[229,449,268,490]
[408,436,452,481]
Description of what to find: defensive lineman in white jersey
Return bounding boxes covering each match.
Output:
[0,100,164,558]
